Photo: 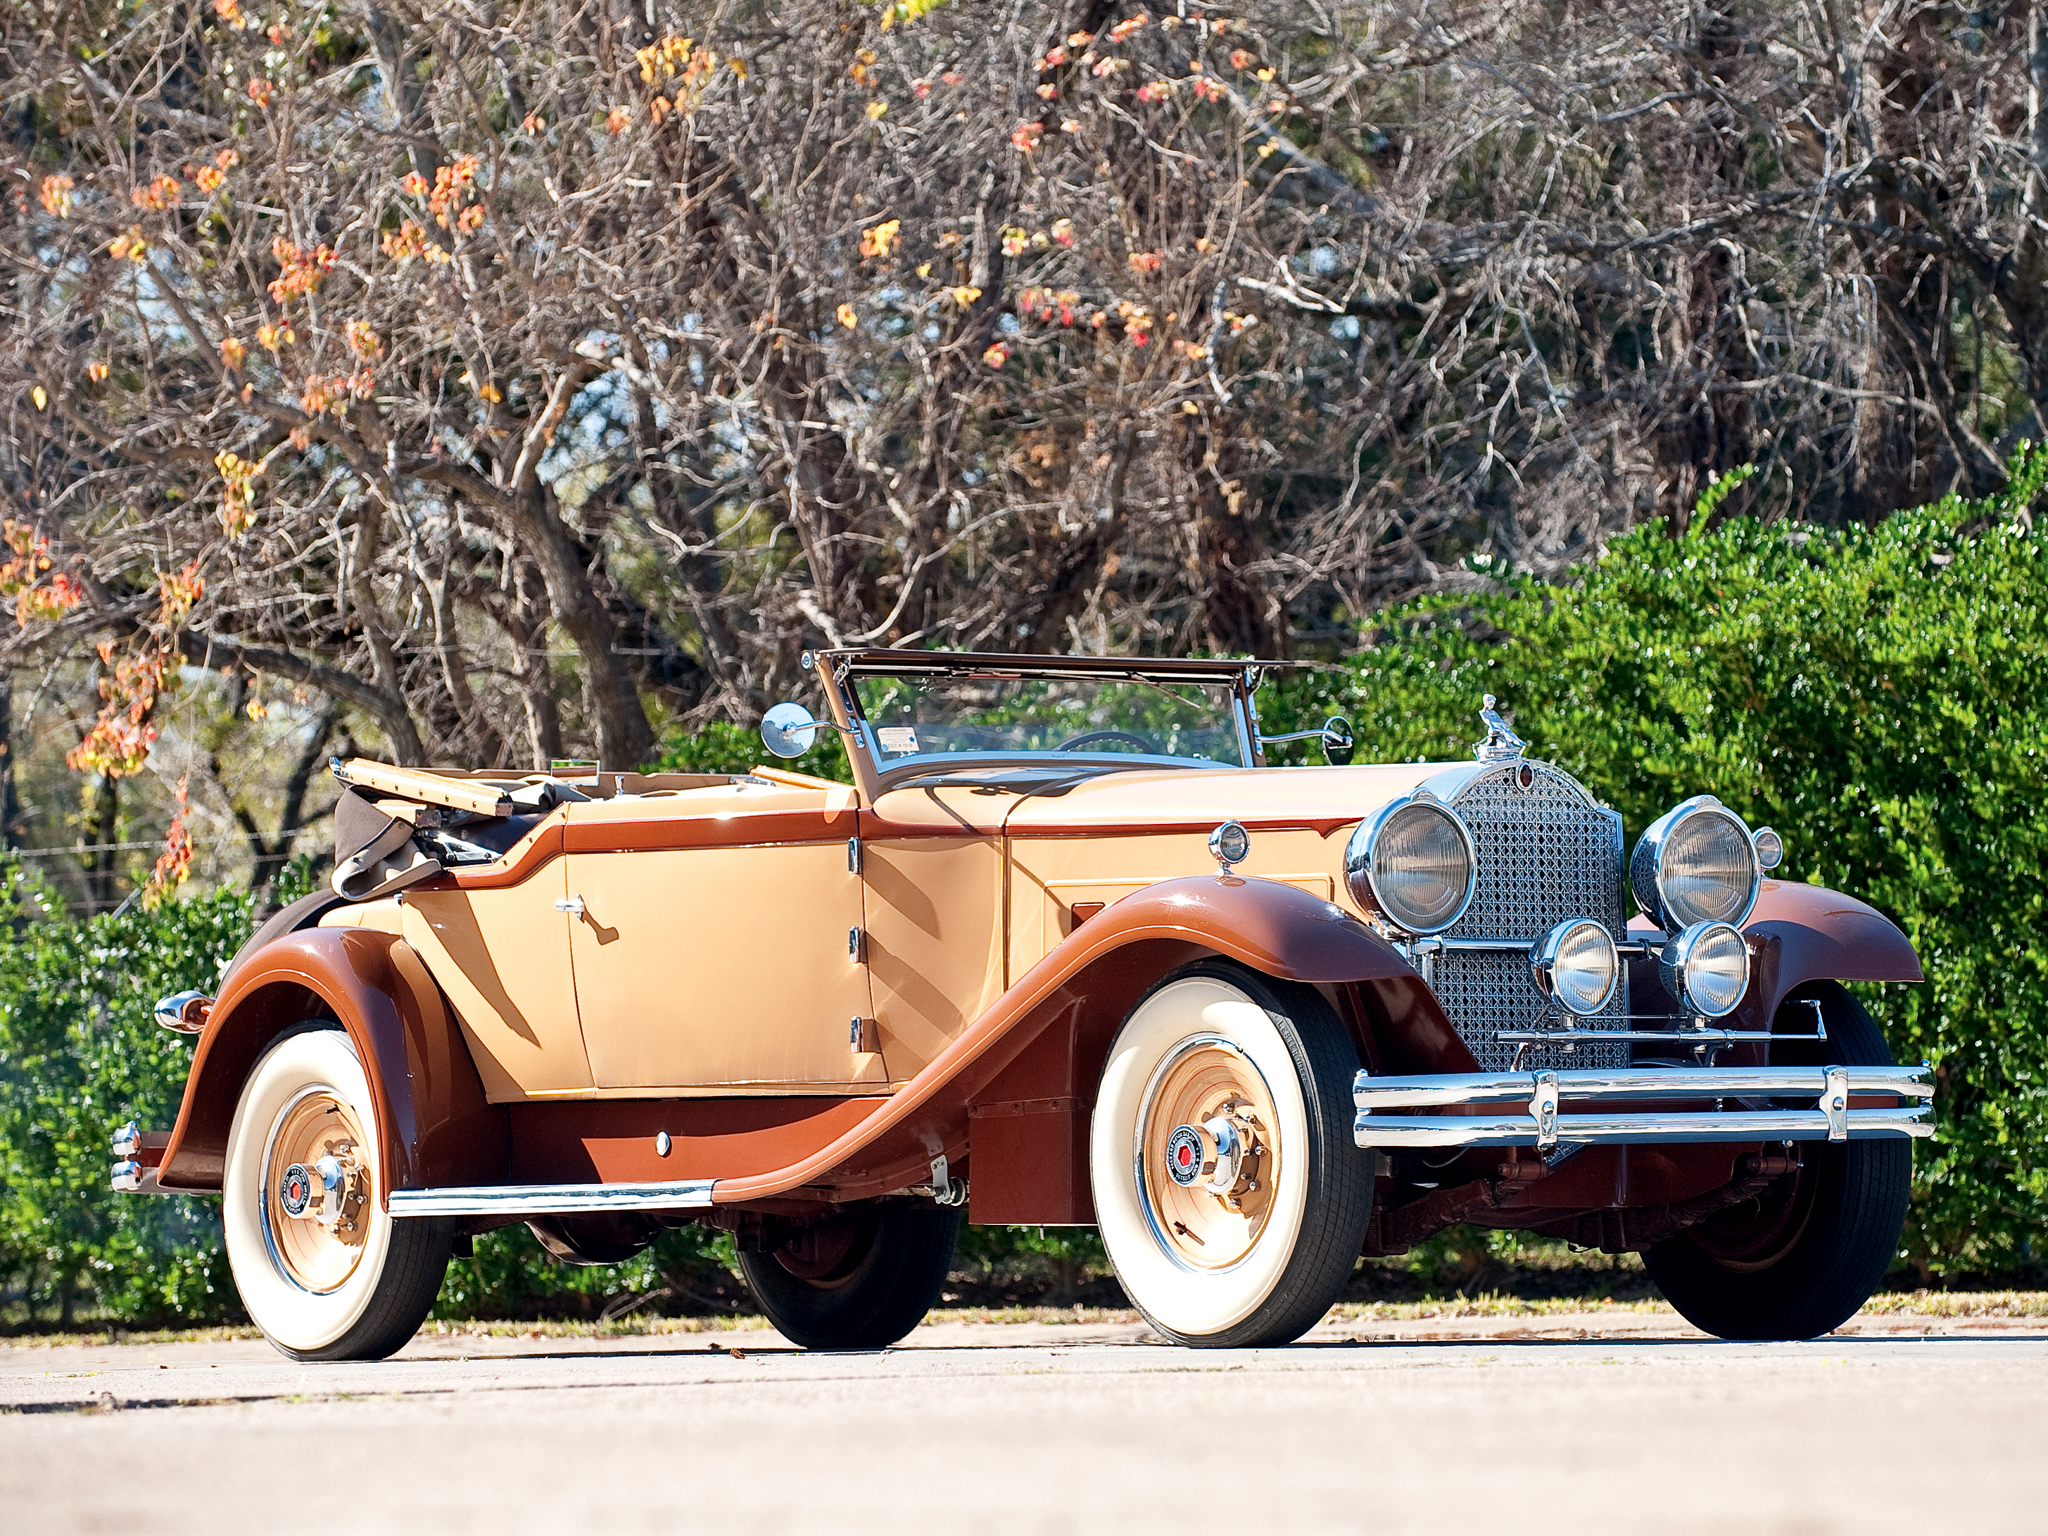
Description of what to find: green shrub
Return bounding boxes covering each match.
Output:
[0,870,249,1324]
[1263,448,2048,1275]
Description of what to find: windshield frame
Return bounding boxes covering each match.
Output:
[807,648,1267,801]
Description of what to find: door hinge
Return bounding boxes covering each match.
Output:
[847,836,863,874]
[848,926,865,963]
[849,1017,879,1053]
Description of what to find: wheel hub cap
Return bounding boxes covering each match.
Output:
[1137,1035,1279,1270]
[261,1088,370,1292]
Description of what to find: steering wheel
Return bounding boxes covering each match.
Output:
[1053,729,1154,754]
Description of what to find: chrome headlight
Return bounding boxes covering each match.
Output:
[1344,793,1477,935]
[1659,921,1750,1018]
[1529,919,1619,1016]
[1630,795,1761,930]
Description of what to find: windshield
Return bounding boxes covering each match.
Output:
[849,671,1250,777]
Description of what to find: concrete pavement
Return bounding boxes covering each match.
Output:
[4,1309,2043,1534]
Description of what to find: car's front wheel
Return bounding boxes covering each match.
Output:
[1090,961,1373,1347]
[222,1028,454,1361]
[1644,982,1913,1340]
[737,1200,959,1350]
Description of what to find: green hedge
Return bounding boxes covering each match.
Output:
[1260,450,2048,1274]
[0,873,247,1324]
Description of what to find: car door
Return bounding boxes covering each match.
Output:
[563,783,882,1091]
[857,787,1008,1082]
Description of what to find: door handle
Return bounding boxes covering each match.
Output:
[555,896,585,917]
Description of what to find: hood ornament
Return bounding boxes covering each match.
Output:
[1473,694,1526,762]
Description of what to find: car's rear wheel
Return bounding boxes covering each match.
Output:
[222,1028,455,1362]
[1644,982,1913,1341]
[737,1200,959,1350]
[1090,961,1373,1347]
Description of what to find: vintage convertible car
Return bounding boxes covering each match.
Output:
[112,649,1930,1359]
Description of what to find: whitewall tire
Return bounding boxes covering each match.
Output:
[222,1028,453,1361]
[1090,963,1373,1347]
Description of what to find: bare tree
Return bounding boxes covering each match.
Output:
[2,0,2043,905]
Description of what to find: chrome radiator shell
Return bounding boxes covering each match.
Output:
[1426,761,1629,1072]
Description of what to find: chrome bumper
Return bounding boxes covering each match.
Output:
[109,1120,169,1194]
[1353,1065,1934,1152]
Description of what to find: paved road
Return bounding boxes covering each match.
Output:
[4,1310,2044,1534]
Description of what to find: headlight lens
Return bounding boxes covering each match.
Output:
[1659,921,1750,1018]
[1344,796,1476,934]
[1529,919,1619,1016]
[1631,796,1762,930]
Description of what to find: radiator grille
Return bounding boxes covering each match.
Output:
[1432,763,1628,1072]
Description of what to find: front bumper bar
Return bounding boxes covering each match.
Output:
[1353,1065,1934,1152]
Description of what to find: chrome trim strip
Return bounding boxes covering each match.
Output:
[1399,937,1669,960]
[1496,1027,1780,1047]
[386,1179,718,1218]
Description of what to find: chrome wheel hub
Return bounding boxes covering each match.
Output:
[1163,1114,1254,1197]
[277,1151,358,1228]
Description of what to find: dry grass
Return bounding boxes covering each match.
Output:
[4,1289,2041,1352]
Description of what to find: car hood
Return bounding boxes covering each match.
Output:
[995,761,1463,836]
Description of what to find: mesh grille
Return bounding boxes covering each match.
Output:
[1431,763,1628,1072]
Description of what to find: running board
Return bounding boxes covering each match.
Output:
[386,1179,717,1218]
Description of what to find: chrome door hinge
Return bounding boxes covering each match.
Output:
[849,1017,879,1053]
[847,837,863,874]
[848,926,865,963]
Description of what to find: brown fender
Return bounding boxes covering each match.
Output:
[1733,879,1920,1033]
[155,928,508,1201]
[708,874,1422,1210]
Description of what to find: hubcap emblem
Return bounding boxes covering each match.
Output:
[279,1163,315,1218]
[1165,1125,1207,1188]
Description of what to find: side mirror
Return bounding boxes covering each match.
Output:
[1254,713,1357,765]
[1321,715,1355,766]
[761,701,823,759]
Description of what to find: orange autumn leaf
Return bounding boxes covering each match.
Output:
[836,303,859,329]
[859,218,901,258]
[131,176,179,211]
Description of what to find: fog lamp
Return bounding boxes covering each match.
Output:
[1529,918,1620,1016]
[1660,920,1750,1018]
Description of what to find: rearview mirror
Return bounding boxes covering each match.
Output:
[761,701,823,759]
